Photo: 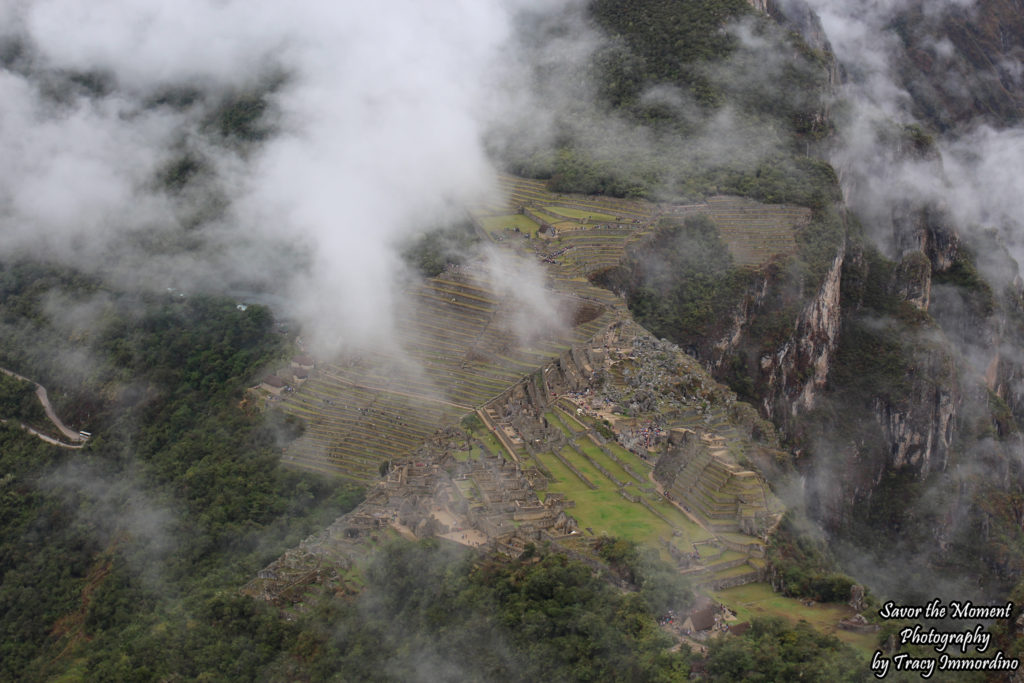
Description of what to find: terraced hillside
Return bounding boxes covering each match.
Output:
[705,196,810,267]
[258,229,787,609]
[476,319,782,590]
[482,175,811,280]
[655,432,772,535]
[272,175,808,488]
[494,174,654,223]
[276,269,619,482]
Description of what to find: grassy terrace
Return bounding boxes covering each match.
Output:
[492,174,810,276]
[475,429,514,461]
[563,408,655,477]
[711,583,879,656]
[546,206,618,222]
[707,196,809,267]
[546,407,584,434]
[495,174,654,222]
[542,383,778,577]
[480,214,542,237]
[549,276,622,305]
[521,402,714,554]
[559,227,635,238]
[575,439,637,484]
[280,175,797,542]
[541,223,655,279]
[537,448,713,551]
[279,268,613,478]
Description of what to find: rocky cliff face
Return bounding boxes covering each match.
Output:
[874,205,962,479]
[985,285,1024,428]
[707,240,845,427]
[610,0,1024,594]
[796,185,1024,593]
[709,211,960,486]
[886,197,1024,476]
[889,251,931,311]
[870,346,958,476]
[888,0,1024,130]
[764,243,845,420]
[749,0,840,88]
[696,1,846,428]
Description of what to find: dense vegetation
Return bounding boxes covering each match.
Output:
[0,261,363,680]
[597,205,843,408]
[765,513,858,603]
[563,0,845,412]
[0,260,702,681]
[11,0,1020,677]
[283,540,690,682]
[589,0,750,109]
[702,617,867,682]
[597,215,753,353]
[502,0,834,204]
[399,219,480,278]
[570,0,1024,627]
[783,233,1024,604]
[595,536,694,616]
[0,372,46,428]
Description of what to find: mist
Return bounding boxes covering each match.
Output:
[0,1,594,354]
[784,0,1024,603]
[0,0,838,357]
[488,2,828,203]
[805,0,1024,277]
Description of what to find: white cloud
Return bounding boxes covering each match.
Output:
[0,1,572,351]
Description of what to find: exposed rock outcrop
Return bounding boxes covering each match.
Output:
[891,251,932,311]
[749,0,840,88]
[706,237,846,428]
[764,243,845,420]
[871,344,958,476]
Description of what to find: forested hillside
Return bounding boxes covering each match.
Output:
[0,263,362,678]
[4,0,1024,680]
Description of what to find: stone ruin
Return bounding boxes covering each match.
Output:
[244,427,577,605]
[837,613,880,634]
[248,317,785,606]
[654,430,776,537]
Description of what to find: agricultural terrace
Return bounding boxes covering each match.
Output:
[705,196,810,267]
[275,268,617,482]
[526,405,708,546]
[476,174,812,277]
[269,174,795,590]
[489,396,771,590]
[473,319,780,591]
[479,214,541,238]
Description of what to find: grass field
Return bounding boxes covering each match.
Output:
[544,411,573,437]
[480,214,541,237]
[550,407,586,433]
[528,209,566,226]
[577,440,635,482]
[530,446,710,551]
[711,582,879,655]
[567,489,677,546]
[571,412,655,474]
[607,441,653,472]
[526,403,728,553]
[546,206,617,222]
[476,429,514,461]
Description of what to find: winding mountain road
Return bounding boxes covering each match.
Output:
[0,367,86,448]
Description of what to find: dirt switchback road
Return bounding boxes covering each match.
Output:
[0,367,86,448]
